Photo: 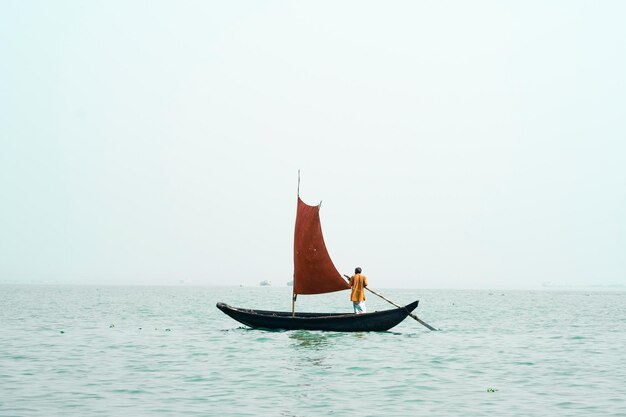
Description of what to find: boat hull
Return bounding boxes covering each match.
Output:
[216,300,419,332]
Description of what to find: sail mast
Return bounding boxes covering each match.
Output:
[292,170,300,316]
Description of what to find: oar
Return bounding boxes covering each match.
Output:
[343,274,438,331]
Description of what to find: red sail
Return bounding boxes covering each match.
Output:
[293,197,350,295]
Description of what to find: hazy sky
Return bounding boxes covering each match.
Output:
[1,1,625,289]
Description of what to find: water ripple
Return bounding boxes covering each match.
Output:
[1,286,625,417]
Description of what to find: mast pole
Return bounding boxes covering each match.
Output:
[293,170,300,317]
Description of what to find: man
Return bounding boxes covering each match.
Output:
[349,267,368,314]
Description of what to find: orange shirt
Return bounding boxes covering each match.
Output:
[349,273,368,302]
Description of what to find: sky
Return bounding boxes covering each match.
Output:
[1,1,625,289]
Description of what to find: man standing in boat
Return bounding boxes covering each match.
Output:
[349,267,368,314]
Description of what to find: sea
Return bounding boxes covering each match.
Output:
[1,285,625,417]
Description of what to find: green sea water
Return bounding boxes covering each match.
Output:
[1,285,625,417]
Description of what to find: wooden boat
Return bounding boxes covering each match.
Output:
[217,175,423,332]
[216,300,419,332]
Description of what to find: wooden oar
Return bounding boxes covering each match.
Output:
[343,274,438,331]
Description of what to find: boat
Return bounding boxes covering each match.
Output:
[216,175,422,332]
[259,280,271,286]
[217,300,419,332]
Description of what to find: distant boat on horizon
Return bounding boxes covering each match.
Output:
[259,280,271,286]
[286,280,293,286]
